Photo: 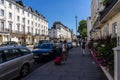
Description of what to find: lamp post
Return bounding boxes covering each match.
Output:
[75,16,77,36]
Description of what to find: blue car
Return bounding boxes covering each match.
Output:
[32,43,56,62]
[67,42,73,49]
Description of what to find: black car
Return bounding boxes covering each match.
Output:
[33,43,56,62]
[33,40,52,49]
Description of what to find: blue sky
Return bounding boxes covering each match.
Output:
[23,0,91,34]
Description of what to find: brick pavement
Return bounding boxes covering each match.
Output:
[22,47,108,80]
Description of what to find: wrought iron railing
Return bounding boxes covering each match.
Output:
[100,0,118,21]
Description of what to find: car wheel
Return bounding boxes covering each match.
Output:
[20,64,30,77]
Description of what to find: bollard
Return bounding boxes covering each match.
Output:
[113,46,120,80]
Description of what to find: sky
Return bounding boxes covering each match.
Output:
[23,0,91,34]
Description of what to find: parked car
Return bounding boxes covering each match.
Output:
[0,46,33,80]
[38,40,52,44]
[33,40,52,49]
[67,42,73,49]
[33,43,56,62]
[0,41,18,46]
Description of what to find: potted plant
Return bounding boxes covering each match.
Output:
[103,0,110,6]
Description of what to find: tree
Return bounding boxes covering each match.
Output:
[78,20,87,37]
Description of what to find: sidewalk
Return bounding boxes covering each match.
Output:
[22,47,108,80]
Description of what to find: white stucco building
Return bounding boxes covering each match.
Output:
[49,22,73,41]
[0,0,48,44]
[87,17,92,40]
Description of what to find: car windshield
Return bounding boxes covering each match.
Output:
[38,44,53,49]
[1,42,8,45]
[38,40,51,44]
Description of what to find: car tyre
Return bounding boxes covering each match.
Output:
[20,64,30,77]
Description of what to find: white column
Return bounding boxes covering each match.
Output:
[113,46,120,80]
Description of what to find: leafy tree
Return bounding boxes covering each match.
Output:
[78,20,87,37]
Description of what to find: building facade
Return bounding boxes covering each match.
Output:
[0,0,48,44]
[91,0,120,45]
[49,22,73,42]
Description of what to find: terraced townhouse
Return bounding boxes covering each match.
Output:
[48,22,74,42]
[0,0,48,45]
[90,0,120,45]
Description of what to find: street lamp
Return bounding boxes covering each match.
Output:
[75,16,77,36]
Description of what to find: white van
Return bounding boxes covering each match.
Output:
[0,46,33,80]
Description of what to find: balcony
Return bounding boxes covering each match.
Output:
[27,32,32,35]
[35,33,40,36]
[100,0,119,22]
[0,27,4,32]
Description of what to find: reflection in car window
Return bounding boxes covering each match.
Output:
[3,49,20,61]
[19,48,31,55]
[39,44,52,49]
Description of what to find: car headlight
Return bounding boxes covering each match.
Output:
[42,53,49,55]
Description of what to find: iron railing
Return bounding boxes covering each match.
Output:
[100,0,118,21]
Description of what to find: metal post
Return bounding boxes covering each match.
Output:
[75,16,77,36]
[75,16,78,47]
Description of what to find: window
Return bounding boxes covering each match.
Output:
[36,28,37,34]
[31,28,33,34]
[22,10,24,14]
[0,51,3,63]
[112,22,117,36]
[17,16,20,22]
[38,24,40,27]
[22,25,25,33]
[9,23,12,32]
[36,16,37,20]
[28,13,29,17]
[17,8,19,12]
[28,20,30,24]
[3,49,21,61]
[0,9,4,16]
[22,18,25,23]
[9,12,12,19]
[9,2,12,8]
[17,24,20,32]
[19,48,31,55]
[38,29,40,34]
[31,14,33,18]
[0,0,4,4]
[31,21,33,25]
[1,21,4,30]
[28,27,30,33]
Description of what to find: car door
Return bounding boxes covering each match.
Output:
[0,51,8,80]
[0,49,22,80]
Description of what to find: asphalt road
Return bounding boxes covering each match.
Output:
[12,62,45,80]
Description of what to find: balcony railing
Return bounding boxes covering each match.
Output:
[100,0,118,21]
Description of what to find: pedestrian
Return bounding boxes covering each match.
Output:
[79,39,81,47]
[81,39,86,56]
[62,40,67,63]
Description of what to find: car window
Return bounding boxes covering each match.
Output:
[0,51,3,63]
[39,44,52,49]
[3,49,21,61]
[19,48,31,55]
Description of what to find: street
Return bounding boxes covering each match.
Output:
[22,47,108,80]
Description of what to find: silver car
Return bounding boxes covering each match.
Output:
[0,46,33,80]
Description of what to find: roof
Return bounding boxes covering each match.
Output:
[0,46,28,50]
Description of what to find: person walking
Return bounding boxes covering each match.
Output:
[81,39,86,56]
[62,40,67,63]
